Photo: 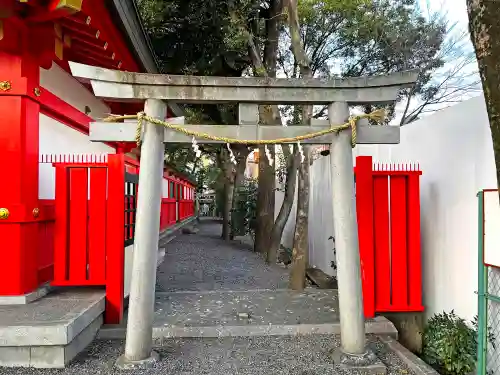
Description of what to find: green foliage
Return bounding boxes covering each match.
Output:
[280,0,448,122]
[421,311,496,375]
[230,177,258,238]
[136,0,251,76]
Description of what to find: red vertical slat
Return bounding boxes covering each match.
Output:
[69,168,89,282]
[355,156,375,318]
[105,154,125,324]
[407,172,423,309]
[390,175,408,308]
[54,166,70,283]
[88,168,107,282]
[373,175,391,310]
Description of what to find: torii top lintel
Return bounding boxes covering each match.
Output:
[69,62,419,105]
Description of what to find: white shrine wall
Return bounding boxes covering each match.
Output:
[278,94,498,322]
[38,63,115,200]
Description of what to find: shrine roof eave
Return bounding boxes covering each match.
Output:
[104,0,183,118]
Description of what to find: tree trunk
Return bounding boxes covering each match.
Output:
[268,150,299,264]
[217,148,235,240]
[250,0,283,256]
[289,149,310,290]
[255,145,275,254]
[223,178,235,241]
[286,0,313,290]
[467,0,500,194]
[230,148,251,240]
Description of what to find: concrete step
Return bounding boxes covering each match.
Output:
[98,289,398,339]
[0,289,105,368]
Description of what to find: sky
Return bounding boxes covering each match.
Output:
[424,0,469,26]
[388,0,480,124]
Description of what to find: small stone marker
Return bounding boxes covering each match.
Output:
[182,226,199,234]
[238,312,250,319]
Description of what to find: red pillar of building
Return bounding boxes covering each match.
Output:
[0,19,49,295]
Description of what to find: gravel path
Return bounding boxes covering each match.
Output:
[0,221,419,374]
[156,222,289,292]
[0,335,415,375]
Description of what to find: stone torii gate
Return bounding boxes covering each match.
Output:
[69,62,418,369]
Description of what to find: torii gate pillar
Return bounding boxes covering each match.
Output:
[117,99,166,368]
[329,102,365,355]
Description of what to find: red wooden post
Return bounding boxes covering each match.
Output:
[390,175,408,308]
[105,154,125,324]
[0,44,41,294]
[69,168,89,282]
[54,165,70,283]
[355,156,375,318]
[373,175,391,310]
[89,168,107,282]
[407,171,423,310]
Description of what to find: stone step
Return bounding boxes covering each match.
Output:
[0,289,105,368]
[98,289,398,339]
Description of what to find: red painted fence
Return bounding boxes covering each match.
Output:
[49,154,126,323]
[37,153,195,324]
[355,156,423,318]
[160,198,177,229]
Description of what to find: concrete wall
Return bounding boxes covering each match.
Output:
[278,95,498,321]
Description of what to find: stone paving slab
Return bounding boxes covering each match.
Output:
[153,289,339,327]
[0,289,105,346]
[0,335,415,375]
[98,289,397,339]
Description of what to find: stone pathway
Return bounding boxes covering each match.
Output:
[156,221,289,292]
[0,220,425,374]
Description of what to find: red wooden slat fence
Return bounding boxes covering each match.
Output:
[355,155,423,318]
[39,153,196,324]
[160,198,177,229]
[51,154,125,323]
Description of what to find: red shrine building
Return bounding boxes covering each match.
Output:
[0,0,195,322]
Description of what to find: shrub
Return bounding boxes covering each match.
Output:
[421,310,493,375]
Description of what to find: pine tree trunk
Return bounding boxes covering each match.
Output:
[467,0,500,193]
[268,150,299,264]
[289,149,310,290]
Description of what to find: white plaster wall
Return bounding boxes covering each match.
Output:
[162,179,169,198]
[124,245,134,298]
[278,95,497,321]
[38,114,114,199]
[39,63,115,199]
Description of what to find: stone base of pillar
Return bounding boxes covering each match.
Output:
[115,350,159,370]
[331,348,387,375]
[0,283,51,305]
